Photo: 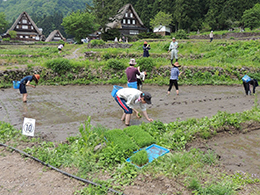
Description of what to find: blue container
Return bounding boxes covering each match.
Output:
[111,85,123,97]
[127,81,137,89]
[242,75,251,83]
[126,144,170,169]
[13,81,21,89]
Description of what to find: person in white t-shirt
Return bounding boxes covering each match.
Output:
[58,44,64,53]
[114,88,153,126]
[136,71,147,90]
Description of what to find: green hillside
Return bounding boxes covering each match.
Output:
[0,0,93,22]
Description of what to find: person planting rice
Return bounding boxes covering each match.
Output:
[19,74,40,103]
[242,75,258,95]
[114,88,153,126]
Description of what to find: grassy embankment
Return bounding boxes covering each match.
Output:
[1,36,260,88]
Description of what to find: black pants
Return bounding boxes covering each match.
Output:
[168,79,178,91]
[243,80,257,95]
[137,79,142,89]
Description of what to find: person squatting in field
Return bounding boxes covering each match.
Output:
[242,75,258,95]
[114,88,153,126]
[19,74,40,103]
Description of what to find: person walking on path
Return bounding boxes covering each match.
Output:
[114,87,153,126]
[209,31,214,42]
[126,58,140,89]
[136,71,147,90]
[143,41,151,57]
[167,62,182,95]
[58,44,64,53]
[242,75,258,95]
[19,74,40,103]
[168,37,178,64]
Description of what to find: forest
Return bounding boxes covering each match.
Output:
[1,0,260,38]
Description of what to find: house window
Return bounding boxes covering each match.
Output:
[130,13,133,17]
[127,19,131,24]
[16,25,19,29]
[22,25,28,29]
[31,26,34,29]
[20,35,23,38]
[123,19,126,24]
[130,30,139,35]
[25,36,29,38]
[132,20,136,25]
[22,19,27,23]
[125,13,128,17]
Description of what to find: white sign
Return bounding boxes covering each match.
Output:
[22,117,36,136]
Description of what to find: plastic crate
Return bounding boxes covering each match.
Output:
[126,144,170,168]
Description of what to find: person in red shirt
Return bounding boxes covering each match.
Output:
[125,58,140,89]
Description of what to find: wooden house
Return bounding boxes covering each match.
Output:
[106,4,147,36]
[153,25,171,36]
[45,30,66,42]
[3,11,44,41]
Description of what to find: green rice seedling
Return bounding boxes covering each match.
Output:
[124,125,155,148]
[130,150,149,167]
[104,129,139,152]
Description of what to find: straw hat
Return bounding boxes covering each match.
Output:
[172,37,176,40]
[173,62,180,67]
[129,58,137,65]
[34,74,40,80]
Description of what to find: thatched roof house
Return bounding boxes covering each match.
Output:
[3,11,44,41]
[45,30,66,42]
[106,4,147,35]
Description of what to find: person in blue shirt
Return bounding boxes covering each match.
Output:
[242,77,258,95]
[19,74,40,103]
[167,62,182,95]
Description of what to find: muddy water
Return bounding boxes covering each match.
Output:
[1,84,260,175]
[0,84,258,141]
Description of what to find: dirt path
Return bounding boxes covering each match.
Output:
[1,84,260,194]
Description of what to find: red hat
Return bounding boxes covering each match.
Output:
[34,74,40,80]
[144,41,147,44]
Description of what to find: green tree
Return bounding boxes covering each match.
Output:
[242,3,260,30]
[62,10,99,43]
[150,11,172,29]
[8,30,17,39]
[0,12,8,34]
[89,0,123,32]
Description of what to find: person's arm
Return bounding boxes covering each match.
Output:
[26,81,36,88]
[142,110,153,122]
[133,108,141,118]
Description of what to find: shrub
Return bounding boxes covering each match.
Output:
[175,29,188,39]
[90,39,105,47]
[137,58,154,72]
[45,58,73,74]
[101,28,120,42]
[137,32,162,39]
[106,59,126,70]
